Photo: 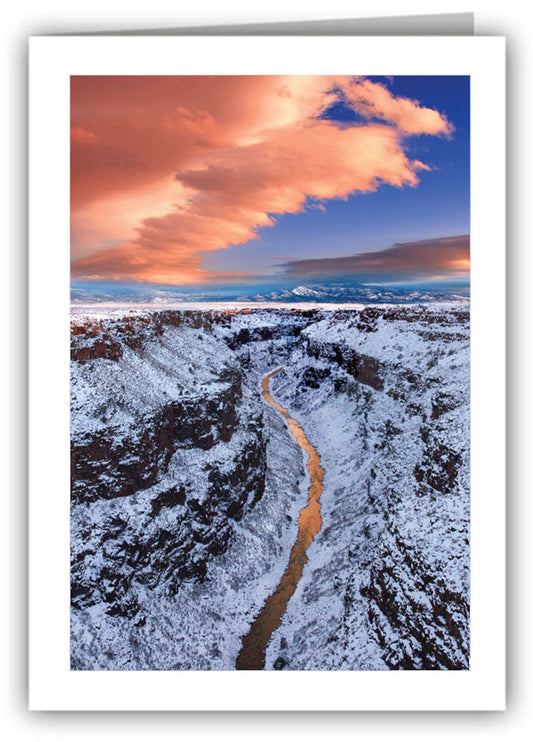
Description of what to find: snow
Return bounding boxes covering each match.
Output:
[71,325,234,439]
[70,304,470,671]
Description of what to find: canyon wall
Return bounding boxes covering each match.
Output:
[70,314,267,637]
[71,306,470,671]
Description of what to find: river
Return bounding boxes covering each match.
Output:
[236,367,325,670]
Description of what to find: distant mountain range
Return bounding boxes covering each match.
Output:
[71,281,470,306]
[241,284,469,304]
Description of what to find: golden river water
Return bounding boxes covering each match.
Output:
[236,367,325,670]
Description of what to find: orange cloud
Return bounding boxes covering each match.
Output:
[71,76,452,284]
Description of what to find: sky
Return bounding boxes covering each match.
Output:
[70,75,469,288]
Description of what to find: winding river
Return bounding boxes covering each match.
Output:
[236,367,325,670]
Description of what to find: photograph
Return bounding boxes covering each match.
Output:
[69,73,472,672]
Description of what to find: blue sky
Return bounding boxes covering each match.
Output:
[205,76,470,280]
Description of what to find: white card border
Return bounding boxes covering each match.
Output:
[28,35,506,711]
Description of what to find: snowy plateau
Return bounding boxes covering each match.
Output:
[70,304,470,671]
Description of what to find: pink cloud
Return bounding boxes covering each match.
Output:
[338,77,453,136]
[71,76,451,284]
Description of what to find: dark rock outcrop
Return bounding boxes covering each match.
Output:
[71,372,242,504]
[413,426,462,495]
[364,531,470,670]
[71,418,267,615]
[306,338,384,391]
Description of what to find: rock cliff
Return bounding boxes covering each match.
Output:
[70,314,267,640]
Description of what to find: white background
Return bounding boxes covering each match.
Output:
[28,33,505,713]
[2,0,531,739]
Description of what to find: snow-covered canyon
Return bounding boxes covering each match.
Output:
[70,305,470,671]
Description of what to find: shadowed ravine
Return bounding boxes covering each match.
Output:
[236,367,325,670]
